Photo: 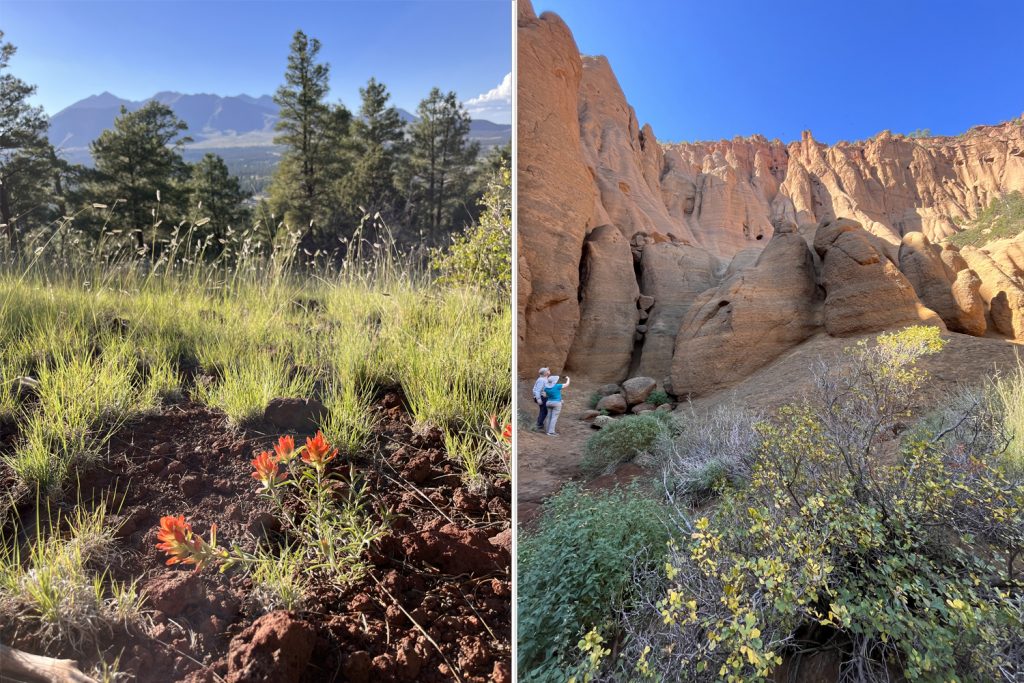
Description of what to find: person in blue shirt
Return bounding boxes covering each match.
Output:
[542,374,570,436]
[532,367,551,431]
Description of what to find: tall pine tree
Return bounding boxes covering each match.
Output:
[90,102,191,250]
[341,77,406,229]
[269,30,350,237]
[188,153,250,250]
[402,88,479,241]
[0,31,55,252]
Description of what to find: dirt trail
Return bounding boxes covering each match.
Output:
[516,332,1024,526]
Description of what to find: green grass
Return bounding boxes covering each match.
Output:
[991,362,1024,475]
[948,190,1024,247]
[0,503,146,651]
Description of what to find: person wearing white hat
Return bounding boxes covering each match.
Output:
[542,374,570,436]
[532,367,550,430]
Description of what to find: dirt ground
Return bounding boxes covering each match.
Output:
[516,331,1024,526]
[2,390,511,682]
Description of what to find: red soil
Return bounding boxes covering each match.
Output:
[2,391,510,682]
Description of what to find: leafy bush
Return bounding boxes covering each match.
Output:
[431,165,511,295]
[949,190,1024,247]
[518,484,671,682]
[646,389,670,406]
[615,327,1024,682]
[582,412,678,476]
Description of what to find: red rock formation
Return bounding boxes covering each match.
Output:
[517,2,1024,391]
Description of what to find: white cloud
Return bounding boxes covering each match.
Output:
[464,73,512,123]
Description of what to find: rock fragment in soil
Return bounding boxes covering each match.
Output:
[263,397,327,432]
[226,611,316,683]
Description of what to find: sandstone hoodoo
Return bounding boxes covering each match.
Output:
[518,0,1024,393]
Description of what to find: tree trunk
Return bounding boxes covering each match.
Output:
[0,179,17,254]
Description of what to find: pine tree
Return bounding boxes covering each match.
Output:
[269,30,350,237]
[341,77,406,228]
[402,88,479,241]
[0,31,55,252]
[90,102,191,250]
[188,153,250,250]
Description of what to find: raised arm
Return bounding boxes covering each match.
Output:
[562,376,571,388]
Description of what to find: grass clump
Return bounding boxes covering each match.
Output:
[990,362,1024,475]
[581,411,678,477]
[0,504,146,651]
[196,349,315,426]
[518,483,670,682]
[948,190,1024,247]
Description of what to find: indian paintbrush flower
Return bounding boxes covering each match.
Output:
[252,450,287,490]
[155,515,228,572]
[302,431,338,472]
[273,434,297,464]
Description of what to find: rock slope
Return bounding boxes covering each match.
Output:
[517,0,1024,390]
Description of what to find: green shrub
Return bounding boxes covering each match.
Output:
[664,405,761,503]
[646,389,670,406]
[949,190,1024,247]
[617,327,1024,682]
[518,484,671,682]
[431,165,510,295]
[588,391,602,409]
[582,412,677,476]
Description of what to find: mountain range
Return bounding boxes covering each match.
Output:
[48,91,512,169]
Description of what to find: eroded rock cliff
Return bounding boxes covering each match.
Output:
[518,0,1024,391]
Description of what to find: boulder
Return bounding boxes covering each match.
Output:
[814,216,944,336]
[592,415,615,429]
[621,376,657,405]
[595,393,627,415]
[901,231,987,335]
[595,383,621,398]
[264,397,326,432]
[959,245,1024,338]
[671,230,822,396]
[631,403,655,414]
[950,269,988,336]
[580,410,600,421]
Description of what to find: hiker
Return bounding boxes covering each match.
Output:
[543,374,570,436]
[532,367,550,430]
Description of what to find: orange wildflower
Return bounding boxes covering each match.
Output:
[302,431,338,471]
[252,450,287,490]
[273,435,297,463]
[155,515,203,568]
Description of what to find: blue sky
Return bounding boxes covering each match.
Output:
[3,0,512,122]
[538,0,1024,144]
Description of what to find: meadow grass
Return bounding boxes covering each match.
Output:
[991,362,1024,475]
[0,238,509,494]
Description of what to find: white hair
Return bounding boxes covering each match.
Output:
[538,367,550,376]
